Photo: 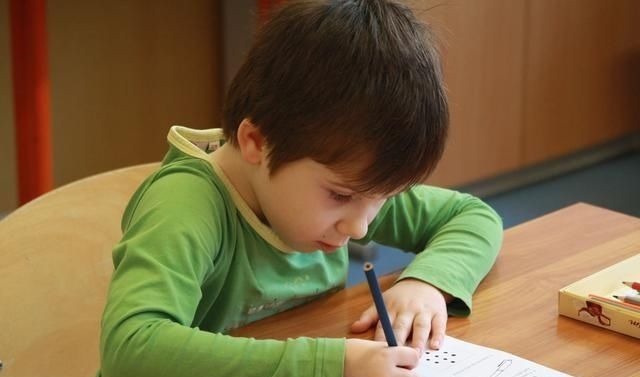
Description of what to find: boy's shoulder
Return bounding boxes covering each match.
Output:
[121,127,233,231]
[153,125,229,202]
[122,157,229,227]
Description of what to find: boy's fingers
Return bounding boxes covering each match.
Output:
[374,319,386,342]
[392,345,421,369]
[410,313,432,353]
[373,312,396,342]
[392,313,414,345]
[428,312,447,350]
[350,305,378,333]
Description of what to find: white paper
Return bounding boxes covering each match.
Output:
[414,336,572,377]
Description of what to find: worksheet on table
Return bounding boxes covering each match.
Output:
[414,336,571,377]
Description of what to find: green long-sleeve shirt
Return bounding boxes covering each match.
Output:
[98,126,503,377]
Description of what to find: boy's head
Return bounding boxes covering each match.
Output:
[223,0,448,196]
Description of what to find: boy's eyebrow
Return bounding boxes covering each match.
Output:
[325,179,397,199]
[325,179,359,193]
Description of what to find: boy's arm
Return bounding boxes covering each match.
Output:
[102,323,344,377]
[100,171,344,377]
[357,185,503,316]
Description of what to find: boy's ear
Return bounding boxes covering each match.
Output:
[236,118,266,165]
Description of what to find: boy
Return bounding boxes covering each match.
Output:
[98,1,503,376]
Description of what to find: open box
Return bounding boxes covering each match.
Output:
[558,253,640,339]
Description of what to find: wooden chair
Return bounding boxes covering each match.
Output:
[0,163,158,377]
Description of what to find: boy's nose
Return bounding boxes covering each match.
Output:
[337,215,368,240]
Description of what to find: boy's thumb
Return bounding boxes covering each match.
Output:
[350,307,378,333]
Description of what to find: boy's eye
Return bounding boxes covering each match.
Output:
[329,190,353,203]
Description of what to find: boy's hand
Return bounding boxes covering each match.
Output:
[351,279,449,353]
[344,338,420,377]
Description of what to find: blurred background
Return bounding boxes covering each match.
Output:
[2,1,639,284]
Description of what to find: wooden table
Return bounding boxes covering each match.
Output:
[233,203,640,377]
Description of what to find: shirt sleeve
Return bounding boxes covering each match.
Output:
[99,168,345,377]
[357,185,503,316]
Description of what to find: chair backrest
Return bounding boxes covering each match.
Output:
[0,163,158,377]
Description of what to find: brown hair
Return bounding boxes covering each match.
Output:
[223,0,448,195]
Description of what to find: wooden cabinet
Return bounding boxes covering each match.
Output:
[417,0,526,186]
[523,0,640,166]
[419,0,640,187]
[47,1,223,187]
[0,1,223,213]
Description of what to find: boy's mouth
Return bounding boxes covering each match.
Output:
[316,241,344,253]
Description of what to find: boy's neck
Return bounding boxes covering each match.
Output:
[210,144,263,220]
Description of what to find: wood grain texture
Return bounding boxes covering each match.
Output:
[0,163,158,377]
[1,1,222,212]
[416,0,526,187]
[414,0,640,186]
[233,204,640,377]
[47,1,222,187]
[522,0,640,165]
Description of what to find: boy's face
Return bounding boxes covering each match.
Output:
[252,158,389,253]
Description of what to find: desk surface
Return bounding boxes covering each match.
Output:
[233,203,640,377]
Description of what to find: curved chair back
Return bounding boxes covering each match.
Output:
[0,163,158,377]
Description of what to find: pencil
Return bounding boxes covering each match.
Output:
[363,262,397,347]
[622,281,640,291]
[613,294,640,306]
[588,294,640,313]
